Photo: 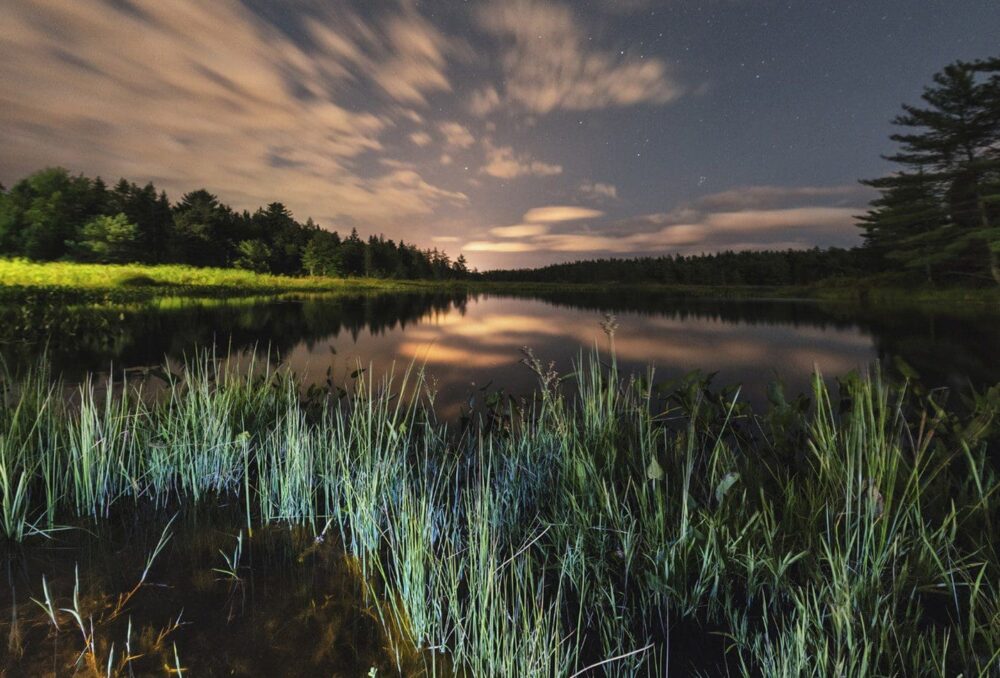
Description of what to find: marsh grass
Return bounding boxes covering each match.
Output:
[0,258,421,296]
[1,343,999,675]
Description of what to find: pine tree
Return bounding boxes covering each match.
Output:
[858,170,950,281]
[171,190,233,266]
[339,228,365,276]
[861,57,1000,284]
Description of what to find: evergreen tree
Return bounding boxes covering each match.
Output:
[171,190,233,266]
[302,230,342,276]
[858,170,951,280]
[339,228,365,276]
[250,202,305,274]
[861,58,1000,283]
[71,213,141,263]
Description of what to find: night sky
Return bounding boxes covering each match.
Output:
[2,0,998,268]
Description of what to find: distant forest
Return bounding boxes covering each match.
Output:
[482,248,867,286]
[0,169,469,280]
[2,57,997,287]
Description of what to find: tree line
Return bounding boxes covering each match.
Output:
[0,170,469,279]
[481,248,865,286]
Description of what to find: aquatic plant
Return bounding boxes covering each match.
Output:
[1,343,999,675]
[24,518,181,676]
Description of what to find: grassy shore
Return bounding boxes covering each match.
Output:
[0,258,443,303]
[4,259,999,308]
[2,347,998,675]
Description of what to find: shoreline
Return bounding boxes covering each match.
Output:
[2,258,999,308]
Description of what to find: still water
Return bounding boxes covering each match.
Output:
[2,513,411,676]
[2,289,998,417]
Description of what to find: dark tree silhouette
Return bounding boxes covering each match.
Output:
[860,57,1000,284]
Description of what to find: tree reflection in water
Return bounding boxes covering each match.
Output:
[1,290,998,416]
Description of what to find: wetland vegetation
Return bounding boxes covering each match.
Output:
[2,343,999,675]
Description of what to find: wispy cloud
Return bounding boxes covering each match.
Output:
[306,5,458,107]
[580,181,618,200]
[522,206,605,222]
[438,121,476,149]
[371,12,454,105]
[699,207,859,234]
[490,224,551,237]
[468,86,501,116]
[481,140,562,179]
[477,0,683,113]
[695,185,870,211]
[546,203,861,253]
[409,131,433,146]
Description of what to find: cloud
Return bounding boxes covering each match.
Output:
[409,131,433,146]
[368,170,469,211]
[303,6,458,108]
[477,0,683,113]
[438,121,476,148]
[695,185,870,211]
[432,235,461,242]
[398,108,425,124]
[468,205,604,253]
[0,0,468,233]
[522,206,604,222]
[468,86,501,116]
[580,181,618,200]
[373,14,453,105]
[481,140,562,178]
[490,224,551,237]
[551,207,857,254]
[701,207,857,233]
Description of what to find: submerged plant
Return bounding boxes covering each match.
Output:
[212,530,245,582]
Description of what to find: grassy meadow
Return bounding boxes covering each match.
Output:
[2,345,999,676]
[0,258,437,303]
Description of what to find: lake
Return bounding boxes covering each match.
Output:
[2,289,998,417]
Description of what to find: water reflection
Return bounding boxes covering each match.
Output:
[2,290,999,416]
